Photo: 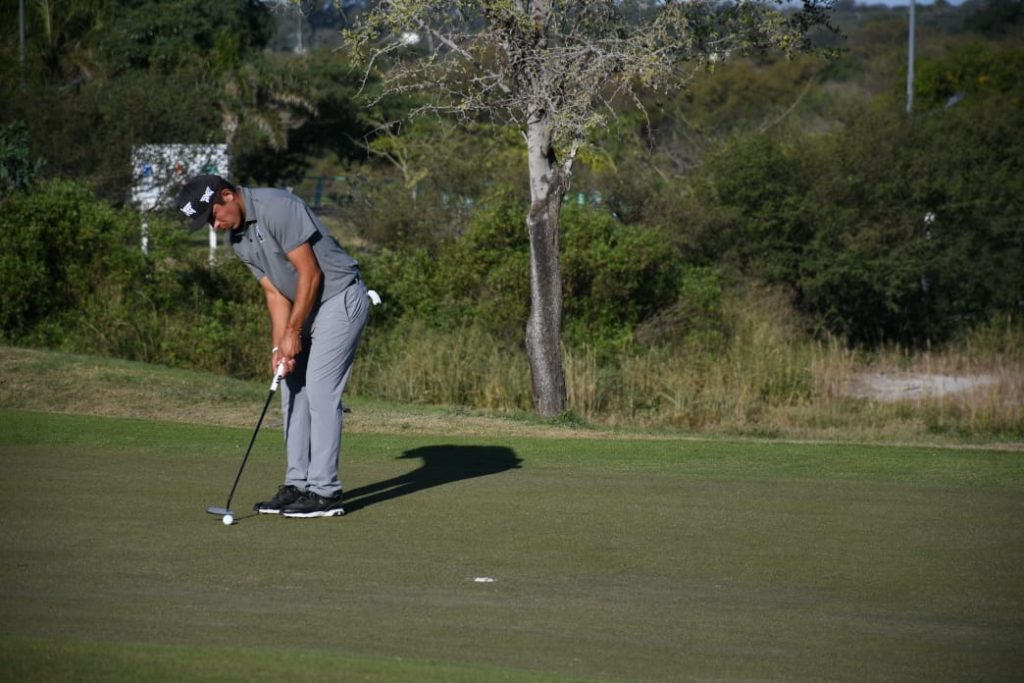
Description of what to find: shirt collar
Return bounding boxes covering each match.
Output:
[241,187,257,229]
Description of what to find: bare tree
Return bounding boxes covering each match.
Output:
[347,0,835,417]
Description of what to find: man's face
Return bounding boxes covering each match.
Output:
[209,188,245,231]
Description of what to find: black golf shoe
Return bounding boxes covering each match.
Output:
[253,484,304,514]
[281,491,345,518]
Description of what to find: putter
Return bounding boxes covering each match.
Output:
[206,362,285,518]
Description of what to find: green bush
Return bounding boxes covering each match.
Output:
[798,95,1024,345]
[0,122,44,197]
[0,180,148,339]
[560,203,678,353]
[687,76,1023,347]
[634,265,727,353]
[914,43,1024,110]
[688,132,815,286]
[361,187,682,354]
[0,180,268,377]
[359,185,530,341]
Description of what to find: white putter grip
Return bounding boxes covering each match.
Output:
[270,362,286,392]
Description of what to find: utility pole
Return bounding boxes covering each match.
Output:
[907,0,916,114]
[19,0,26,78]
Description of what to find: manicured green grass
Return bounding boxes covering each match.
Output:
[0,637,585,683]
[1,410,1022,681]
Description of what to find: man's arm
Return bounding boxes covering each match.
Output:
[266,242,322,375]
[260,276,292,373]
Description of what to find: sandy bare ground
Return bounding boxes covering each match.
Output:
[841,372,1001,402]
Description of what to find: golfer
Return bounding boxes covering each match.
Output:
[174,174,369,518]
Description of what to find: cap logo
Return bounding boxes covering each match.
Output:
[180,202,197,217]
[200,186,214,203]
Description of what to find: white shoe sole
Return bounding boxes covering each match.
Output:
[281,508,345,518]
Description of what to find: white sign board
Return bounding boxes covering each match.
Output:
[131,144,229,211]
[131,144,229,259]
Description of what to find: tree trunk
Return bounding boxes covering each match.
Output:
[525,116,567,417]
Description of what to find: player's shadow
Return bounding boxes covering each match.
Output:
[343,445,522,514]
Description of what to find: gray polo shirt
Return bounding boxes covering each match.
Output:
[230,187,359,303]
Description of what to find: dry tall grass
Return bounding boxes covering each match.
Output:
[354,292,1023,442]
[354,320,532,411]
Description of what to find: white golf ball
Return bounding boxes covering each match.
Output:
[222,514,234,526]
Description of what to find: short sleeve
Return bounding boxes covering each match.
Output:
[244,260,266,281]
[275,195,318,254]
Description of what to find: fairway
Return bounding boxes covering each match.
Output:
[1,410,1022,682]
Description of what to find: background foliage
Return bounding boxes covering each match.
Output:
[1,0,1021,436]
[0,180,267,377]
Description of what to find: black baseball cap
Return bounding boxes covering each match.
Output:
[174,174,230,231]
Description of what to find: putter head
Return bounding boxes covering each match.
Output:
[206,506,232,516]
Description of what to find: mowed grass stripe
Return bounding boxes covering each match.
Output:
[0,637,588,682]
[3,410,1021,485]
[1,411,1022,682]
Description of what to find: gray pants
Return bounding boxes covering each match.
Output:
[281,279,369,497]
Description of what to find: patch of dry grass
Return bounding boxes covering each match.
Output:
[556,292,1022,444]
[0,345,606,440]
[0,347,269,428]
[4,325,1019,448]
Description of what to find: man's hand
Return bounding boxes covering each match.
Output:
[272,343,297,377]
[274,327,301,375]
